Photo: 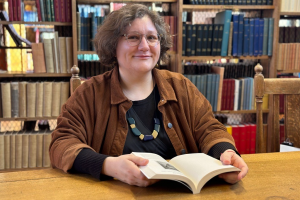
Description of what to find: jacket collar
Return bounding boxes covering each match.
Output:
[110,67,178,105]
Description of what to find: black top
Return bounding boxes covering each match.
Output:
[71,86,239,180]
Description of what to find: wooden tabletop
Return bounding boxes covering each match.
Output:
[1,152,300,200]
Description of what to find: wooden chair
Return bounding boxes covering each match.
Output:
[254,63,300,153]
[70,65,81,95]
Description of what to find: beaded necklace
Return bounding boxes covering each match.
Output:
[127,84,160,141]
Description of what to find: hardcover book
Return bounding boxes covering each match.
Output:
[133,152,240,194]
[214,10,232,56]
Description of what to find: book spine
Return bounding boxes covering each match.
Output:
[237,14,244,56]
[60,0,66,22]
[43,39,54,73]
[251,0,256,4]
[10,133,16,169]
[267,18,274,56]
[59,37,67,73]
[249,18,254,56]
[60,82,70,112]
[28,133,37,168]
[262,18,269,55]
[35,0,42,21]
[77,12,81,51]
[4,133,10,169]
[43,82,53,117]
[17,0,22,21]
[36,82,43,117]
[186,24,192,56]
[10,82,19,118]
[227,22,233,56]
[212,24,219,56]
[39,0,45,21]
[51,82,61,117]
[191,25,197,56]
[232,15,239,56]
[220,10,232,56]
[243,18,249,56]
[36,133,43,167]
[32,43,47,73]
[195,24,203,56]
[26,83,36,118]
[182,23,186,56]
[66,0,72,22]
[254,18,260,56]
[1,83,12,118]
[12,0,18,21]
[207,25,213,56]
[16,133,23,168]
[22,133,29,168]
[258,18,264,56]
[217,24,224,56]
[66,37,73,73]
[53,0,60,22]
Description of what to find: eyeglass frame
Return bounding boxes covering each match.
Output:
[121,32,161,47]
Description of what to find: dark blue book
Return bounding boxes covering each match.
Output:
[214,10,232,56]
[267,0,273,5]
[262,0,267,4]
[268,18,274,56]
[224,0,228,4]
[186,24,192,56]
[249,18,254,56]
[219,0,224,4]
[211,24,219,56]
[251,0,257,4]
[206,74,213,106]
[254,18,260,56]
[232,14,239,56]
[213,74,220,112]
[228,0,233,4]
[209,0,214,4]
[214,0,219,4]
[243,18,249,56]
[217,25,224,56]
[201,74,207,97]
[246,0,251,4]
[207,25,214,55]
[182,23,187,56]
[191,25,197,56]
[202,25,209,55]
[195,24,203,56]
[237,14,244,56]
[90,12,97,51]
[242,0,247,4]
[257,0,262,4]
[258,18,264,56]
[233,0,238,4]
[238,0,242,4]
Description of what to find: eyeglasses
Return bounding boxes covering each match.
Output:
[122,32,161,47]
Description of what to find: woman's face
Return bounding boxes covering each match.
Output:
[116,16,161,77]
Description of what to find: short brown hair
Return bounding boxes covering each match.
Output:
[93,4,173,66]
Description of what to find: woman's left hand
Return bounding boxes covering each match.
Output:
[218,149,249,184]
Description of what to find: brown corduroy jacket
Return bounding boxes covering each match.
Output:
[49,67,236,173]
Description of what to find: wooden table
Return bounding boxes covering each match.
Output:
[1,152,300,200]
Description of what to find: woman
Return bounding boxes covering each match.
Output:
[50,4,248,187]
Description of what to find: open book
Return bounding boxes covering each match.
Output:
[132,152,240,194]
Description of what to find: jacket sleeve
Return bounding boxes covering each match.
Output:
[186,80,237,154]
[49,86,97,173]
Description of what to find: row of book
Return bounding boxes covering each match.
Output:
[184,62,257,79]
[77,60,113,79]
[0,81,70,119]
[182,10,274,57]
[162,16,177,52]
[277,43,300,71]
[184,0,273,5]
[0,130,52,170]
[32,35,73,74]
[280,0,300,12]
[278,27,300,43]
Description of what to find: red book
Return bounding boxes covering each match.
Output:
[280,124,285,144]
[65,0,72,22]
[238,124,246,154]
[8,0,14,21]
[229,79,235,110]
[249,123,256,154]
[53,0,60,22]
[231,125,240,152]
[17,0,21,21]
[35,0,42,21]
[12,0,18,21]
[242,123,251,154]
[60,0,65,22]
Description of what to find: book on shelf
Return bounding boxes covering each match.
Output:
[31,43,47,73]
[43,39,55,73]
[214,10,232,56]
[1,82,11,118]
[51,82,61,117]
[22,131,29,168]
[26,83,37,118]
[15,131,22,169]
[18,82,27,118]
[0,132,4,170]
[43,82,53,117]
[132,152,240,194]
[36,82,44,117]
[11,82,19,118]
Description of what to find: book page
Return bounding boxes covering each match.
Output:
[169,153,240,192]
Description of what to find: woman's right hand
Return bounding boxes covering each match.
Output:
[101,154,159,187]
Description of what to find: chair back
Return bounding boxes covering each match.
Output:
[70,65,81,95]
[254,63,300,153]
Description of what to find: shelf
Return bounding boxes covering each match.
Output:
[0,117,58,121]
[0,167,50,173]
[0,21,72,26]
[78,51,97,55]
[77,0,176,3]
[214,110,269,114]
[280,12,300,16]
[0,72,72,77]
[182,55,269,60]
[182,5,275,11]
[277,69,300,73]
[0,46,31,49]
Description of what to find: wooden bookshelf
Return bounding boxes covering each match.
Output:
[280,12,300,16]
[0,21,72,26]
[0,117,58,121]
[182,55,270,61]
[182,5,275,11]
[0,72,72,77]
[76,0,176,3]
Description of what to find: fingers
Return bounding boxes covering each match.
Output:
[127,154,149,166]
[220,149,236,165]
[218,172,240,184]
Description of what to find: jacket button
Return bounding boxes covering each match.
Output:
[181,149,186,155]
[167,123,173,128]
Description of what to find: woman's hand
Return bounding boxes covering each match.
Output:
[218,149,249,184]
[101,154,159,187]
